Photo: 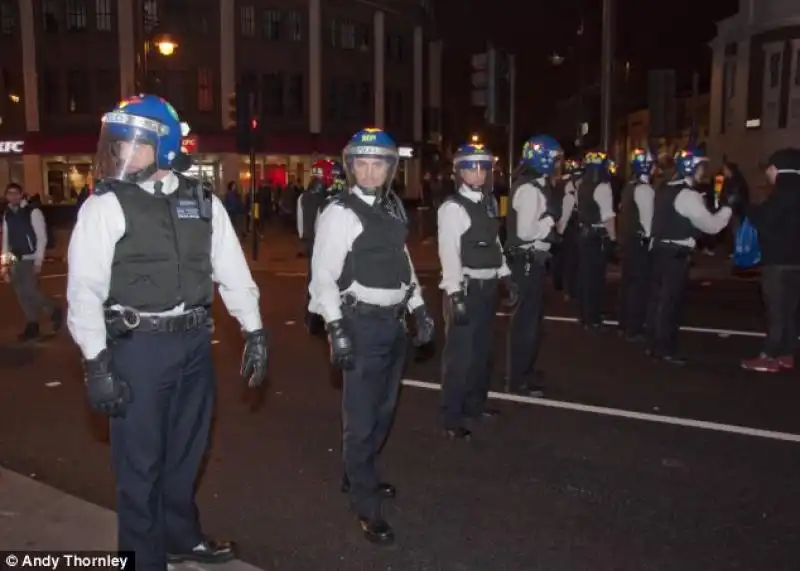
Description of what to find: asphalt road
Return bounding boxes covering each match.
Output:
[0,265,798,571]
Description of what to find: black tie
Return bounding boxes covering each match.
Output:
[153,181,164,197]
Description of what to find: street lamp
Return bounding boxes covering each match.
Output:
[470,134,480,143]
[152,32,178,56]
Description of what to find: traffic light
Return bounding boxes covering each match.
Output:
[235,81,255,154]
[486,48,511,126]
[226,92,236,128]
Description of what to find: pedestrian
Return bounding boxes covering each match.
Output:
[617,148,656,342]
[505,135,564,397]
[66,94,268,571]
[646,145,734,365]
[308,127,435,545]
[576,150,617,330]
[438,142,517,441]
[740,148,800,373]
[1,182,63,341]
[720,161,750,255]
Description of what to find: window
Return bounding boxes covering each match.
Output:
[356,24,370,52]
[262,73,284,116]
[287,11,302,41]
[327,19,337,47]
[95,69,118,111]
[239,5,255,36]
[191,13,207,34]
[197,68,213,112]
[325,79,339,119]
[67,70,90,113]
[66,0,87,31]
[359,82,372,123]
[0,2,16,35]
[342,81,357,119]
[142,0,158,33]
[769,52,781,89]
[286,74,303,116]
[386,88,404,126]
[41,69,60,114]
[95,0,111,31]
[387,34,404,62]
[165,71,187,114]
[42,0,59,32]
[341,22,355,50]
[262,10,281,40]
[724,60,736,98]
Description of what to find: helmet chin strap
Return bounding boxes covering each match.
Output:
[124,163,159,184]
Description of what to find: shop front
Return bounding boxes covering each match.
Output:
[0,139,26,191]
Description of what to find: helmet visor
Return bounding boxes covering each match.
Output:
[93,113,165,182]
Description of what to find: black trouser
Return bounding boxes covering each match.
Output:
[440,278,498,429]
[577,228,608,326]
[618,237,651,337]
[304,239,324,332]
[507,252,547,391]
[552,221,579,297]
[109,325,214,571]
[646,244,691,357]
[341,304,406,520]
[761,265,800,358]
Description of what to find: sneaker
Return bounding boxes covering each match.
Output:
[777,355,795,370]
[741,354,781,373]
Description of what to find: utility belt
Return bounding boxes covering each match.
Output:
[578,223,607,237]
[629,231,651,248]
[651,240,693,256]
[506,245,551,264]
[104,305,211,339]
[341,283,415,319]
[459,274,500,294]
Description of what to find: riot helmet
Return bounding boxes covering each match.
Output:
[342,128,399,197]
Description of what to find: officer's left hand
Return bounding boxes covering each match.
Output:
[501,275,519,307]
[412,306,435,346]
[241,329,269,388]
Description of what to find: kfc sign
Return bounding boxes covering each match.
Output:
[181,136,198,154]
[0,141,24,154]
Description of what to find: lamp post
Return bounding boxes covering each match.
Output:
[135,0,178,93]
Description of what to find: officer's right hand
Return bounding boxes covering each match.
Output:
[83,349,132,418]
[327,319,355,370]
[449,291,469,326]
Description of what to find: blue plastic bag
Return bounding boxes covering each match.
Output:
[733,217,762,268]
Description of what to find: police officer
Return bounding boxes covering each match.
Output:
[66,95,268,570]
[576,151,617,329]
[438,143,516,440]
[308,128,435,545]
[553,159,582,300]
[617,148,656,341]
[646,145,733,365]
[505,135,563,397]
[299,159,339,336]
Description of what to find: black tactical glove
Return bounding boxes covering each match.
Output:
[501,275,519,307]
[448,291,469,326]
[412,306,435,346]
[241,329,269,388]
[327,319,355,370]
[83,349,132,418]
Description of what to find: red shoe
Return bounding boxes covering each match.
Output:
[741,355,781,373]
[777,355,795,370]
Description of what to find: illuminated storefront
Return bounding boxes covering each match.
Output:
[0,139,26,191]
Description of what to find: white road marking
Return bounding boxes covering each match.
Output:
[401,379,800,444]
[211,340,220,345]
[44,381,61,388]
[493,313,770,339]
[40,273,66,280]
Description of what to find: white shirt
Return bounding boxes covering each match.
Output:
[296,194,304,238]
[665,180,732,248]
[593,182,616,223]
[511,178,554,251]
[633,181,655,237]
[1,202,47,266]
[308,186,425,323]
[67,172,263,360]
[437,186,510,295]
[557,180,577,234]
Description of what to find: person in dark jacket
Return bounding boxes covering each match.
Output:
[741,148,800,373]
[721,161,750,253]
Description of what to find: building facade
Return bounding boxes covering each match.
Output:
[708,0,800,187]
[0,0,442,200]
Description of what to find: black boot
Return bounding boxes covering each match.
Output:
[18,323,39,342]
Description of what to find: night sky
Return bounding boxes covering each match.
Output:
[433,0,739,144]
